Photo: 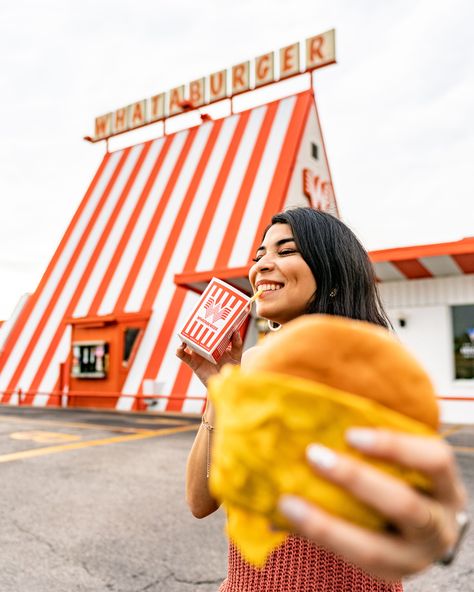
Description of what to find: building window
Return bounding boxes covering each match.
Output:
[311,142,318,160]
[71,342,109,378]
[123,328,141,367]
[452,305,474,379]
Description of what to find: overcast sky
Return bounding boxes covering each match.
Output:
[1,0,473,320]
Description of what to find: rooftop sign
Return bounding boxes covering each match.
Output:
[87,29,335,143]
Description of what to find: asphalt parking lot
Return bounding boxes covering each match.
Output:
[0,406,472,592]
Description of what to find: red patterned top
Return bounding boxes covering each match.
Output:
[219,537,403,592]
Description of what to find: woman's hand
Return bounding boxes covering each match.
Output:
[176,331,243,387]
[278,429,469,581]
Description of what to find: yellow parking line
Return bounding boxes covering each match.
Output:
[453,446,474,454]
[0,415,156,434]
[0,424,198,464]
[440,425,464,437]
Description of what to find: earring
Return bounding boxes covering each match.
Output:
[267,320,281,332]
[329,288,338,298]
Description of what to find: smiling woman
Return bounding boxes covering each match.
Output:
[178,207,469,592]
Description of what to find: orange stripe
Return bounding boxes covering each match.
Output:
[171,93,309,411]
[132,121,227,409]
[370,237,474,262]
[140,119,224,311]
[391,259,432,280]
[87,136,174,316]
[214,101,279,268]
[0,153,111,382]
[3,150,131,403]
[27,145,152,402]
[169,112,252,408]
[250,92,312,259]
[452,253,474,274]
[114,128,199,313]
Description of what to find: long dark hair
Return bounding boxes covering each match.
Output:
[268,207,391,329]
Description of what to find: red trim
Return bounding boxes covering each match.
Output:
[65,311,151,326]
[370,237,474,262]
[391,259,433,280]
[175,266,250,288]
[452,253,474,274]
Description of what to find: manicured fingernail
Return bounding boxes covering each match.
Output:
[306,444,337,469]
[278,495,310,523]
[346,428,376,450]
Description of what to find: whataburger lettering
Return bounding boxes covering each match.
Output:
[91,29,335,142]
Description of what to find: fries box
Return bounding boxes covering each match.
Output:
[179,278,254,364]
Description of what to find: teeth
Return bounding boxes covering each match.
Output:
[260,283,283,292]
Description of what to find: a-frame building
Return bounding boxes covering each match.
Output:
[0,90,338,414]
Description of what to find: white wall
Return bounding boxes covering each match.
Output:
[380,275,474,424]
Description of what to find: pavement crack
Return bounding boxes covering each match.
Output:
[11,519,59,557]
[136,566,223,591]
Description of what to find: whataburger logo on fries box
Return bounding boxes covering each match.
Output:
[179,278,253,364]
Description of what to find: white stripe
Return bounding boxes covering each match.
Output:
[420,255,463,277]
[98,133,188,315]
[0,151,122,392]
[33,325,71,406]
[136,289,199,411]
[73,139,165,317]
[373,261,406,282]
[229,95,297,266]
[196,106,267,271]
[195,325,207,341]
[14,146,143,392]
[118,116,238,405]
[181,374,207,414]
[124,124,214,312]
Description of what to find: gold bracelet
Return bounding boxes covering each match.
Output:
[201,416,214,431]
[201,416,214,478]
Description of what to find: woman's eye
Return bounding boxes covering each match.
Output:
[279,249,297,256]
[252,256,262,263]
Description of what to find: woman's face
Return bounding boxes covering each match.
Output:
[249,223,317,325]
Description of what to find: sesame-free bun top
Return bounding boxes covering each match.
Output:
[243,314,439,430]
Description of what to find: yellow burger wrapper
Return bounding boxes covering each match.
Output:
[208,365,439,567]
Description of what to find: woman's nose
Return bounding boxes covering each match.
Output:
[255,255,275,272]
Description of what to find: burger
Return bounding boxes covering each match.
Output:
[207,315,440,566]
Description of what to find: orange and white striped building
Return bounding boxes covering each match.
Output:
[0,88,472,422]
[0,90,337,414]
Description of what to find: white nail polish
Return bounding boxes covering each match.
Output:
[306,444,337,469]
[346,428,376,450]
[278,496,309,523]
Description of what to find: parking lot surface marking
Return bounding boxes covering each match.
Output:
[0,414,156,434]
[10,431,81,443]
[0,424,197,464]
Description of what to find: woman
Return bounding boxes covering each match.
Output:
[177,208,468,590]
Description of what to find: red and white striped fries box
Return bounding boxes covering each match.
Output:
[179,278,254,364]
